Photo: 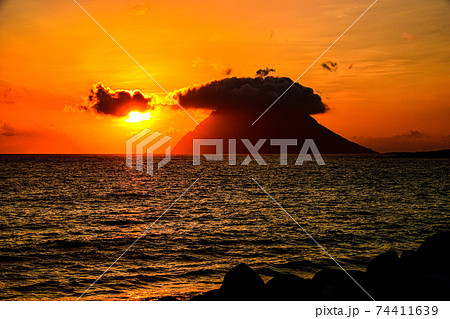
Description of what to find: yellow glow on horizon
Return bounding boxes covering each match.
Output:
[125,111,151,123]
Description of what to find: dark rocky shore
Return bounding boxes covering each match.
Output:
[159,232,450,301]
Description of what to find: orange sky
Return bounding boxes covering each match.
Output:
[0,0,449,153]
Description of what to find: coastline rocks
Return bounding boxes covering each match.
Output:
[190,264,265,301]
[265,274,319,300]
[219,263,265,300]
[417,232,450,275]
[365,251,405,300]
[416,232,450,300]
[314,270,369,301]
[183,232,450,301]
[366,251,400,277]
[400,250,422,275]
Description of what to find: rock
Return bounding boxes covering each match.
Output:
[400,250,424,275]
[366,251,400,277]
[265,274,319,300]
[366,251,403,300]
[219,263,265,300]
[421,273,450,300]
[313,269,343,286]
[417,232,450,275]
[366,251,437,300]
[186,232,450,301]
[314,269,370,300]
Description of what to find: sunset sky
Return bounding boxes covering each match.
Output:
[0,0,449,153]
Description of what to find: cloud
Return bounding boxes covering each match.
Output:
[0,121,81,153]
[402,32,413,42]
[78,76,327,119]
[351,130,448,153]
[256,67,276,77]
[175,76,328,115]
[321,61,338,72]
[396,129,427,139]
[0,120,21,136]
[80,83,153,117]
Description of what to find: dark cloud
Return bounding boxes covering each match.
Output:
[80,83,153,117]
[352,130,449,153]
[321,61,338,72]
[256,67,276,77]
[397,130,427,139]
[176,76,328,115]
[0,121,17,136]
[0,120,28,137]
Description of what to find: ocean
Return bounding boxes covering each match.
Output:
[0,154,448,300]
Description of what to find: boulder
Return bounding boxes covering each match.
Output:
[417,232,450,275]
[264,274,319,300]
[186,232,450,301]
[400,250,423,275]
[219,263,265,300]
[313,269,370,300]
[366,251,400,277]
[421,273,450,300]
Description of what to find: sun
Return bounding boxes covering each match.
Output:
[125,111,151,123]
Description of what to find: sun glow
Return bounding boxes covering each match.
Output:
[125,111,151,123]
